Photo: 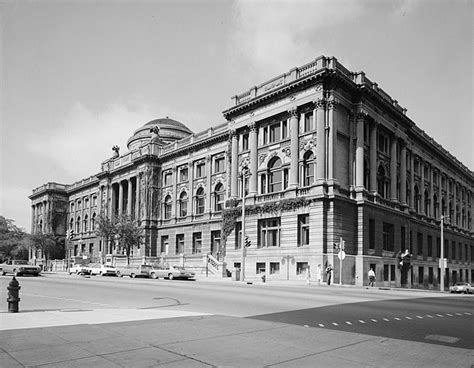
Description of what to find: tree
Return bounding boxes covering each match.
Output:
[0,216,27,261]
[29,232,61,265]
[115,214,143,265]
[96,213,117,256]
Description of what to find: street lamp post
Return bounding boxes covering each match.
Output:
[240,166,250,282]
[440,215,448,292]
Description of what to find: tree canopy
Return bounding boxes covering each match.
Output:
[0,216,28,261]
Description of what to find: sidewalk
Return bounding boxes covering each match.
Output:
[1,308,471,367]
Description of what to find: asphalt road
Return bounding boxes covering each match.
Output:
[1,273,472,350]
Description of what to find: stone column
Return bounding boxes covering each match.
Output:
[110,183,115,217]
[327,101,337,181]
[429,165,434,218]
[188,163,194,215]
[118,181,124,216]
[42,201,46,232]
[420,158,425,215]
[390,135,398,202]
[289,107,300,188]
[127,178,132,216]
[249,122,258,195]
[400,141,407,206]
[135,175,141,220]
[315,99,326,181]
[206,156,212,213]
[409,152,415,211]
[31,205,35,234]
[369,121,377,193]
[172,168,178,218]
[438,171,442,218]
[230,130,239,198]
[348,115,354,189]
[355,113,365,189]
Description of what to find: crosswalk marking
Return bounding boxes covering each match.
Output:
[426,315,433,318]
[464,312,471,315]
[455,313,463,316]
[383,318,389,321]
[359,320,365,324]
[405,317,412,320]
[371,319,378,322]
[345,321,352,325]
[436,314,444,317]
[416,316,423,319]
[332,322,339,326]
[318,324,325,328]
[446,313,453,316]
[394,317,401,321]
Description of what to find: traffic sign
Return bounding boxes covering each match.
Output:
[438,258,447,268]
[338,250,346,260]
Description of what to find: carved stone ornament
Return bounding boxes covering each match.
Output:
[112,145,120,158]
[288,107,299,118]
[301,139,316,152]
[248,121,257,132]
[315,85,323,92]
[327,100,339,110]
[282,148,291,158]
[239,157,250,169]
[259,153,268,164]
[289,95,296,101]
[229,128,237,138]
[314,99,326,110]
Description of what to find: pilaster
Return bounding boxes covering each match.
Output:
[249,122,258,196]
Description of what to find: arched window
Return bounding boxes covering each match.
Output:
[76,217,81,233]
[179,192,188,217]
[302,151,315,186]
[163,195,172,219]
[433,194,439,219]
[424,190,430,216]
[269,157,283,193]
[195,187,205,215]
[83,215,89,232]
[377,165,387,198]
[456,205,460,226]
[91,213,96,230]
[69,218,74,230]
[414,185,420,213]
[214,183,225,212]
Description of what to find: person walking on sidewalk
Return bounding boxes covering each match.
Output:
[316,264,322,286]
[368,267,376,287]
[306,266,311,285]
[326,264,333,286]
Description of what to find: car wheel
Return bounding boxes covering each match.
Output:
[100,271,104,276]
[150,272,157,279]
[13,270,19,277]
[116,271,122,277]
[1,271,5,276]
[168,273,174,280]
[130,273,136,278]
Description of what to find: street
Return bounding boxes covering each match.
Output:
[1,273,472,351]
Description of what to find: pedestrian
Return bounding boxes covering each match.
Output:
[306,266,311,285]
[326,264,333,285]
[316,264,322,286]
[368,267,376,287]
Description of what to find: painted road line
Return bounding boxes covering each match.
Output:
[318,324,325,328]
[455,313,463,316]
[464,312,471,315]
[371,319,378,322]
[345,321,352,325]
[446,313,453,316]
[359,320,365,324]
[405,317,412,320]
[436,314,444,317]
[426,315,433,318]
[416,316,423,319]
[382,318,389,321]
[394,317,401,321]
[332,322,339,326]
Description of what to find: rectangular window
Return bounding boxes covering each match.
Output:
[195,162,205,178]
[211,230,221,255]
[384,264,389,281]
[427,235,433,257]
[269,123,281,143]
[270,262,280,274]
[298,214,310,247]
[444,239,449,260]
[282,120,288,139]
[89,243,93,254]
[192,232,202,254]
[417,232,423,256]
[175,234,184,254]
[256,262,266,274]
[235,222,242,250]
[214,156,225,173]
[303,112,313,133]
[390,264,395,281]
[418,266,424,284]
[242,133,249,151]
[296,262,309,275]
[179,166,188,182]
[369,219,375,249]
[163,172,172,186]
[436,237,441,258]
[428,267,434,284]
[451,241,456,260]
[258,218,281,248]
[262,127,268,145]
[161,235,169,254]
[382,222,394,251]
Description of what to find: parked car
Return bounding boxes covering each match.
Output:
[0,260,41,276]
[69,264,91,275]
[149,265,195,280]
[449,282,472,294]
[116,264,152,278]
[89,264,117,276]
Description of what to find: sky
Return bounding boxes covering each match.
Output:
[1,0,472,232]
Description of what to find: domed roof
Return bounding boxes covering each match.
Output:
[127,117,193,150]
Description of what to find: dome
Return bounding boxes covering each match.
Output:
[127,117,193,150]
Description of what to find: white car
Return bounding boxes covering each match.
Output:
[69,264,91,275]
[149,265,195,280]
[449,282,472,294]
[89,264,117,276]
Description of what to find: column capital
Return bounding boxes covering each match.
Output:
[248,121,257,132]
[229,129,237,138]
[327,100,339,110]
[313,99,326,110]
[288,106,299,118]
[356,111,368,121]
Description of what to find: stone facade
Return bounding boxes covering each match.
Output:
[29,56,473,288]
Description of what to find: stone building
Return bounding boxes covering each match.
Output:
[29,55,473,288]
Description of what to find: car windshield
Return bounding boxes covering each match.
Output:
[455,283,467,286]
[173,266,185,270]
[14,260,28,265]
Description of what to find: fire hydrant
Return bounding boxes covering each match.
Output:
[7,276,21,313]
